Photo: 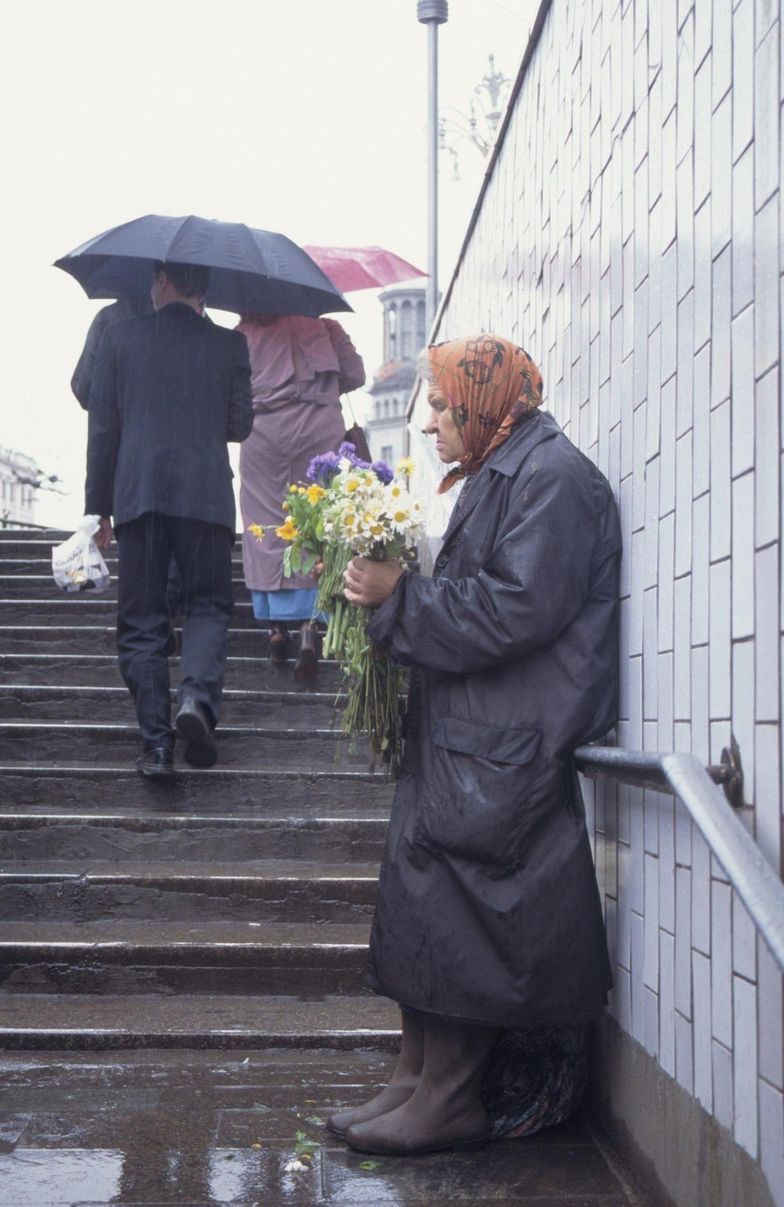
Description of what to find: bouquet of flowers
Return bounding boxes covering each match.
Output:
[251,442,422,773]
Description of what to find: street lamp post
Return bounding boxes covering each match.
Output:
[417,0,448,336]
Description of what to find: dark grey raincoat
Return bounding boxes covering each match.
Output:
[366,410,621,1029]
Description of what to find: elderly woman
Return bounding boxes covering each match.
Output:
[329,335,621,1156]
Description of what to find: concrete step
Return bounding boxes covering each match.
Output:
[0,624,270,657]
[0,685,344,726]
[0,552,245,571]
[0,809,386,862]
[0,596,257,627]
[0,993,399,1050]
[0,653,345,690]
[0,858,380,922]
[0,919,371,995]
[0,575,254,598]
[0,763,395,809]
[0,721,371,771]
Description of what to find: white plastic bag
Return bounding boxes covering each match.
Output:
[52,516,111,593]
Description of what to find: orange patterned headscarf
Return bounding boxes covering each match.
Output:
[427,335,544,493]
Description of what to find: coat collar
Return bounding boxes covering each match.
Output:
[440,410,562,546]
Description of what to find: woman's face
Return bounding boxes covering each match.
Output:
[424,387,466,463]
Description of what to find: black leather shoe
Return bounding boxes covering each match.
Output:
[136,747,175,780]
[175,698,217,768]
[293,622,318,688]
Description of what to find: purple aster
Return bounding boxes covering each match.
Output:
[337,441,371,469]
[370,460,394,484]
[306,450,341,486]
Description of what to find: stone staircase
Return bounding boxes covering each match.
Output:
[0,529,399,1051]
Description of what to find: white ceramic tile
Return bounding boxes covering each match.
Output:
[675,431,693,578]
[692,828,712,955]
[730,305,755,478]
[691,491,710,646]
[676,289,695,436]
[644,852,660,991]
[754,26,780,209]
[759,1081,784,1207]
[658,794,675,933]
[631,908,646,1044]
[733,975,759,1156]
[732,0,755,161]
[732,149,755,317]
[731,471,756,639]
[711,94,733,258]
[711,1039,735,1131]
[711,245,733,407]
[675,1009,694,1095]
[755,546,780,721]
[757,936,784,1091]
[755,722,782,872]
[710,398,732,563]
[660,930,676,1076]
[673,576,692,719]
[658,515,675,651]
[710,880,733,1047]
[732,889,758,983]
[675,865,693,1017]
[709,558,732,719]
[755,197,780,379]
[754,368,780,550]
[693,951,713,1111]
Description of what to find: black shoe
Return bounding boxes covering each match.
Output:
[136,747,175,780]
[175,697,217,768]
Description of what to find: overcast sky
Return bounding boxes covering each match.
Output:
[1,0,535,526]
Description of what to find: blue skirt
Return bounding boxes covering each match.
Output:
[251,588,320,622]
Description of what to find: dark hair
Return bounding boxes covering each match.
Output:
[152,260,210,298]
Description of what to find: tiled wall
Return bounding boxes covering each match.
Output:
[422,0,783,1196]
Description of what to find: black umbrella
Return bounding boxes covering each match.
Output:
[54,213,352,317]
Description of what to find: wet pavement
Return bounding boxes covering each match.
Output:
[0,1048,648,1206]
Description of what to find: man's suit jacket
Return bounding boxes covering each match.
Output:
[85,303,253,533]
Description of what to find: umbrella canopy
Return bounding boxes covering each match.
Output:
[55,214,352,317]
[303,245,426,293]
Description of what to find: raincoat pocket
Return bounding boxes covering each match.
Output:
[417,717,542,870]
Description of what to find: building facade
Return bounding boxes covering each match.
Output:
[366,284,426,465]
[0,448,41,527]
[412,1,783,1203]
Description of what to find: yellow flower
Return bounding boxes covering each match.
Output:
[393,510,408,524]
[246,522,265,541]
[345,477,360,493]
[396,457,415,477]
[370,524,383,536]
[275,518,298,541]
[297,485,307,495]
[390,485,402,498]
[344,511,356,527]
[306,484,326,505]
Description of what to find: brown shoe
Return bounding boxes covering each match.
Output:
[293,622,318,688]
[268,623,289,664]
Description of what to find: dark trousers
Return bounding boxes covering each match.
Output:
[115,513,233,750]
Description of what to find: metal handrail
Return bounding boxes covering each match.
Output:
[574,745,784,974]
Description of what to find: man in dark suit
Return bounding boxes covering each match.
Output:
[85,261,253,779]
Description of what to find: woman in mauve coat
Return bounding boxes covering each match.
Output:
[329,335,621,1157]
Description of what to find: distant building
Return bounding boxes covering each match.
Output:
[366,284,426,465]
[0,448,44,527]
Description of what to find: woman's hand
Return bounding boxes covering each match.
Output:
[344,557,404,607]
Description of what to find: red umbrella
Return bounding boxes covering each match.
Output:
[303,245,426,293]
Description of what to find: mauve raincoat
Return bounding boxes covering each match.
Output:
[366,410,621,1029]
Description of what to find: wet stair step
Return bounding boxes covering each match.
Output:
[0,812,387,861]
[0,653,345,691]
[0,992,400,1051]
[0,597,256,627]
[0,624,270,657]
[0,685,344,726]
[0,920,372,996]
[0,859,380,922]
[0,722,370,770]
[0,764,395,809]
